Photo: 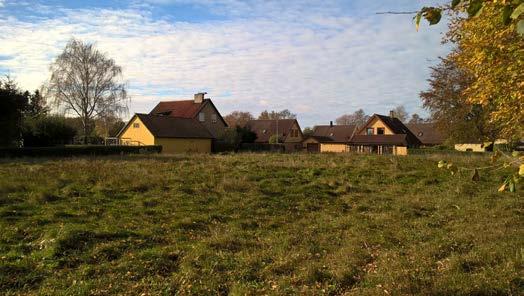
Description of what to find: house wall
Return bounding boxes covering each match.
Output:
[197,103,227,138]
[284,121,303,143]
[394,146,408,155]
[155,138,212,154]
[320,143,348,153]
[455,144,485,152]
[360,117,394,135]
[118,116,155,145]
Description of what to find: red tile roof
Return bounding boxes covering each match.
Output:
[149,99,208,118]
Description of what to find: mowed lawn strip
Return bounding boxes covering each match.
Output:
[0,153,522,295]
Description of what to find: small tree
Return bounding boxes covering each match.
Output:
[49,39,128,143]
[303,127,314,137]
[0,76,29,147]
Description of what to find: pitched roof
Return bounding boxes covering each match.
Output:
[312,125,357,143]
[150,99,205,118]
[406,123,445,145]
[357,114,421,146]
[304,135,334,143]
[123,113,214,139]
[149,98,228,126]
[349,134,408,146]
[246,119,299,143]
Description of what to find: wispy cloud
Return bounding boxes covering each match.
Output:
[0,0,449,126]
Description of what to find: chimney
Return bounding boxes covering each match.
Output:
[194,92,207,104]
[389,110,395,118]
[330,121,333,127]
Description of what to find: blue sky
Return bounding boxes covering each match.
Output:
[0,0,449,127]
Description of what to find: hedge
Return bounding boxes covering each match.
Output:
[0,145,162,158]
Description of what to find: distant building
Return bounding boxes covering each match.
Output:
[302,122,357,153]
[406,123,445,147]
[347,113,421,155]
[246,119,303,152]
[117,93,226,153]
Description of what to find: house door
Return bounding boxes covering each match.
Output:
[307,143,320,153]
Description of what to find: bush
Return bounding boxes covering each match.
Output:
[0,145,162,158]
[22,115,76,147]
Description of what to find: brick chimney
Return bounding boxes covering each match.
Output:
[389,110,395,118]
[194,92,206,104]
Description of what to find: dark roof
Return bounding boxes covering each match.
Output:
[304,135,334,143]
[121,114,214,139]
[406,123,445,145]
[246,119,300,143]
[349,134,408,146]
[312,125,357,143]
[357,114,421,146]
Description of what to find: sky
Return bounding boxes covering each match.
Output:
[0,0,450,127]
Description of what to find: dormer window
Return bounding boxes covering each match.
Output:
[262,129,267,134]
[329,133,334,137]
[199,112,205,122]
[418,132,423,137]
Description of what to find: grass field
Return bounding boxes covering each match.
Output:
[0,153,522,295]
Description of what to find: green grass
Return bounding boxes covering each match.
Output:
[0,153,522,295]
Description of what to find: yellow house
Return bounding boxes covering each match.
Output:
[302,123,357,153]
[348,114,421,155]
[117,113,214,153]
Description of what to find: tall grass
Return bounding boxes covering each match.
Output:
[0,153,522,295]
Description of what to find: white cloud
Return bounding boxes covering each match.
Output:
[0,1,450,126]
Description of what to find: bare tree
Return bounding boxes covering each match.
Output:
[258,109,296,120]
[391,105,408,122]
[224,111,254,127]
[408,113,426,124]
[336,109,369,126]
[49,39,128,143]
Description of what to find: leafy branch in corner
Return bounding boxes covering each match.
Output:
[438,151,524,192]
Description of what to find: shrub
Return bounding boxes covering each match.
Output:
[0,145,162,158]
[22,115,76,147]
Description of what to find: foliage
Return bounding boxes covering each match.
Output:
[258,109,296,120]
[268,134,279,144]
[302,127,314,136]
[0,77,29,147]
[22,116,76,147]
[408,113,427,124]
[24,90,49,117]
[416,1,524,139]
[223,111,254,128]
[336,109,369,126]
[49,39,128,142]
[420,56,501,144]
[438,151,523,192]
[0,153,521,294]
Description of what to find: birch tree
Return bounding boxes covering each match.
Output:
[49,39,128,143]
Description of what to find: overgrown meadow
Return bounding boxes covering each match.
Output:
[0,153,522,295]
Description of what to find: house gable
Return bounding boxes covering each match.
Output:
[118,115,155,145]
[283,120,303,143]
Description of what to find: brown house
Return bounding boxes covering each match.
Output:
[406,123,444,147]
[149,93,228,138]
[246,119,303,151]
[302,122,357,153]
[348,113,421,155]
